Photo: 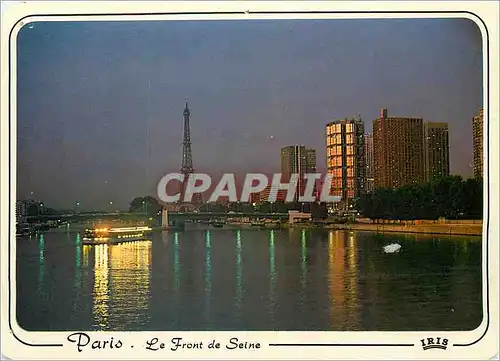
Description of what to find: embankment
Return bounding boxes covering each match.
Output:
[325,220,482,236]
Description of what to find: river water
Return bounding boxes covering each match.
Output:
[16,227,482,331]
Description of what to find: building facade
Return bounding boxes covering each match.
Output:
[16,199,41,221]
[473,108,484,179]
[326,116,365,206]
[364,133,375,193]
[258,184,286,203]
[16,201,27,222]
[424,122,450,182]
[373,108,425,189]
[280,145,317,201]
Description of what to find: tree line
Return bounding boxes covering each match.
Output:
[354,176,483,220]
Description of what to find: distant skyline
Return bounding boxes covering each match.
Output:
[16,18,483,210]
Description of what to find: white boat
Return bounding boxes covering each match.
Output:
[82,226,152,245]
[383,243,402,253]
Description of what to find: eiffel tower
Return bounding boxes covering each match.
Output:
[178,102,201,210]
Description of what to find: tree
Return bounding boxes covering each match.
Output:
[356,176,483,221]
[26,203,40,217]
[311,202,328,220]
[129,196,162,216]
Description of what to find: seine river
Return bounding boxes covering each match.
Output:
[16,227,482,331]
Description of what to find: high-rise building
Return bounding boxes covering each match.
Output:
[258,184,286,203]
[326,116,365,206]
[16,199,41,220]
[281,145,317,201]
[250,192,262,204]
[16,200,27,222]
[373,108,425,189]
[364,133,375,193]
[424,122,450,182]
[473,108,484,179]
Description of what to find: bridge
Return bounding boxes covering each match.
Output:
[23,211,289,224]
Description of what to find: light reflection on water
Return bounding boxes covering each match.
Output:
[37,234,45,295]
[301,229,307,292]
[92,243,109,329]
[235,229,242,310]
[173,232,180,294]
[19,229,482,331]
[269,230,276,323]
[204,230,212,324]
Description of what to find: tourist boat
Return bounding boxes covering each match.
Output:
[82,226,152,245]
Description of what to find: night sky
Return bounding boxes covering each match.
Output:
[16,18,483,210]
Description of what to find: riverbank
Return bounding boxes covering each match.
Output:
[38,219,483,237]
[312,222,483,236]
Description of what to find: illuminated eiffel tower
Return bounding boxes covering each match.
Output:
[178,102,202,209]
[181,102,194,177]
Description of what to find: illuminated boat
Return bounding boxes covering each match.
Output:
[82,226,152,245]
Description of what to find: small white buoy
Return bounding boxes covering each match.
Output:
[383,243,401,253]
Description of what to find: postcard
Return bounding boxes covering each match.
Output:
[1,1,498,360]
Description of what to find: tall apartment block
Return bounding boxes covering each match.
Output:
[258,184,286,203]
[424,122,450,182]
[364,133,375,193]
[326,116,365,206]
[281,145,317,201]
[373,108,424,189]
[473,108,484,179]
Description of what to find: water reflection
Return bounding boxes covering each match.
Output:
[269,230,276,321]
[301,229,307,291]
[328,231,359,329]
[73,234,83,311]
[161,230,169,244]
[346,232,359,328]
[235,230,242,310]
[75,234,81,267]
[82,245,90,268]
[328,231,344,326]
[205,230,212,323]
[74,234,81,289]
[93,244,109,329]
[90,240,152,330]
[37,234,45,295]
[108,240,151,329]
[17,229,482,332]
[173,233,180,294]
